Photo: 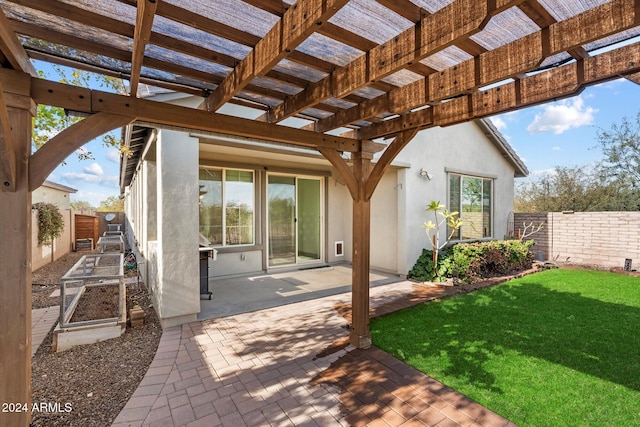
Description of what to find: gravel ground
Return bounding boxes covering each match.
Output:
[30,251,161,426]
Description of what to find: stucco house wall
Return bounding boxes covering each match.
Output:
[122,96,526,327]
[124,131,200,327]
[31,181,76,271]
[392,121,521,276]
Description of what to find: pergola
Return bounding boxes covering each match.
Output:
[1,0,639,424]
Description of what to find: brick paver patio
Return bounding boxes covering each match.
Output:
[113,280,514,427]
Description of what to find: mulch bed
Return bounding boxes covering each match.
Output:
[30,252,161,427]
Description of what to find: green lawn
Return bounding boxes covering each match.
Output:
[371,269,640,426]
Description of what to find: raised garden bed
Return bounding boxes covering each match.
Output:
[53,253,126,352]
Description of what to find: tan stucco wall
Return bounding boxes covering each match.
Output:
[31,185,74,271]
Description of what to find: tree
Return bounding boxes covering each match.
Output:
[33,66,127,160]
[70,200,94,211]
[596,111,640,188]
[97,196,124,212]
[515,165,640,212]
[423,201,462,270]
[33,202,65,262]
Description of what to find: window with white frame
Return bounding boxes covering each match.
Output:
[199,167,254,246]
[448,174,492,240]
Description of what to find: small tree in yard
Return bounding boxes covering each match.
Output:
[423,201,463,268]
[33,202,65,262]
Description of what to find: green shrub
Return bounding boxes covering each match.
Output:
[409,240,535,283]
[408,248,454,282]
[33,202,65,263]
[33,202,64,247]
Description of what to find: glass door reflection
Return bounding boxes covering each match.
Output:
[268,176,296,266]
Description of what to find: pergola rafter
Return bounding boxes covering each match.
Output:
[359,40,640,139]
[1,2,640,425]
[128,0,157,97]
[260,0,526,124]
[316,0,639,134]
[29,78,379,154]
[203,0,351,111]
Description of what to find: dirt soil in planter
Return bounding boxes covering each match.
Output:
[69,285,120,323]
[30,252,161,427]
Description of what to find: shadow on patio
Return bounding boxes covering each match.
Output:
[113,279,512,426]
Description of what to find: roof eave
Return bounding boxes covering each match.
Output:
[475,119,529,178]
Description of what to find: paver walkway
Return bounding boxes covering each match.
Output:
[113,281,514,427]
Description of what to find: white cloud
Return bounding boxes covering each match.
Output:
[526,96,597,135]
[83,163,104,176]
[490,116,507,131]
[552,146,561,151]
[61,171,118,187]
[106,149,121,163]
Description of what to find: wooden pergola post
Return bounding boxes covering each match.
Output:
[0,73,34,427]
[320,131,418,349]
[350,150,373,348]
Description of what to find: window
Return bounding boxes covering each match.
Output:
[199,168,254,246]
[449,174,492,240]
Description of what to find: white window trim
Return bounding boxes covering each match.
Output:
[199,166,256,248]
[448,172,494,241]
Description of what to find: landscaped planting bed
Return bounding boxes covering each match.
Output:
[371,269,640,426]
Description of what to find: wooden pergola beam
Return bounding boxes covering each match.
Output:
[12,17,372,114]
[359,41,640,139]
[12,21,345,111]
[129,0,158,97]
[0,79,16,191]
[0,70,33,193]
[625,71,640,85]
[204,0,350,111]
[26,49,208,98]
[317,147,358,199]
[30,79,381,154]
[364,128,419,201]
[318,0,638,133]
[0,7,37,77]
[262,0,525,123]
[29,112,135,191]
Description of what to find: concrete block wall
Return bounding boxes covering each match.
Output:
[514,212,640,269]
[512,213,550,261]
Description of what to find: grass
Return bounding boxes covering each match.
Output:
[371,269,640,426]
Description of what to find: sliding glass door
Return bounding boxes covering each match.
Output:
[268,176,296,266]
[267,175,322,267]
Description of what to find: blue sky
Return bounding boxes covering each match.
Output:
[39,65,639,207]
[489,78,640,180]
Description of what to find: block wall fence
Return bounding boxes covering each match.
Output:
[514,212,640,269]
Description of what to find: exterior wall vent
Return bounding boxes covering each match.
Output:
[624,258,632,271]
[335,241,344,257]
